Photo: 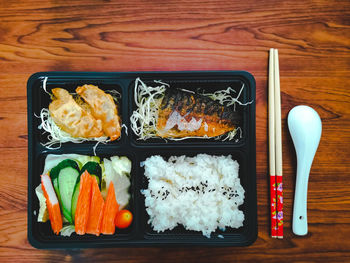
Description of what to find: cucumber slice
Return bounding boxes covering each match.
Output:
[51,177,61,204]
[58,166,80,224]
[50,159,80,180]
[75,156,100,169]
[49,159,80,213]
[81,162,102,188]
[50,159,80,195]
[71,180,80,222]
[74,160,83,170]
[89,156,100,164]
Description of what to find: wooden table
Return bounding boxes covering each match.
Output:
[1,0,349,262]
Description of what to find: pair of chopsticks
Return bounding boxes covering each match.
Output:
[269,48,283,239]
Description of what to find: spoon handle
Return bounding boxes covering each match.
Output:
[292,168,310,236]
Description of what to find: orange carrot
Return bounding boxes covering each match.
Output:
[101,182,119,235]
[74,171,93,235]
[41,174,63,235]
[86,177,105,236]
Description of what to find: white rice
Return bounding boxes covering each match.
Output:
[141,154,245,238]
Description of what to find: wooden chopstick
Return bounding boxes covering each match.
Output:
[268,48,277,238]
[269,48,283,239]
[274,49,283,239]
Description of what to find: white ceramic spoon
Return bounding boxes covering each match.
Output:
[288,105,322,236]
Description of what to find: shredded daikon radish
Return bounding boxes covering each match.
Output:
[130,78,167,140]
[38,108,110,149]
[130,78,250,141]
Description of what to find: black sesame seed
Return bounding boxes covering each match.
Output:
[223,192,227,195]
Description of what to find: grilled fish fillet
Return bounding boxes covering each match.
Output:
[49,88,103,138]
[156,88,240,138]
[76,85,121,141]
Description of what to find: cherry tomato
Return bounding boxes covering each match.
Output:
[115,209,133,229]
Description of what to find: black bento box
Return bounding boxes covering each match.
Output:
[27,71,257,248]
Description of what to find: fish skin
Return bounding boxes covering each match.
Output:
[156,88,241,138]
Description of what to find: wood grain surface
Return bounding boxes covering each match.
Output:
[1,0,350,262]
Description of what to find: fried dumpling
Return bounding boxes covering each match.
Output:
[49,88,104,138]
[76,85,121,141]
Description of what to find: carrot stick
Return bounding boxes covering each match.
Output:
[86,177,105,236]
[101,182,119,235]
[75,171,93,235]
[41,174,63,235]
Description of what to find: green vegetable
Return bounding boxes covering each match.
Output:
[49,159,80,210]
[75,156,100,169]
[102,157,131,209]
[58,166,80,224]
[110,156,132,176]
[71,180,80,222]
[80,162,102,187]
[50,159,80,180]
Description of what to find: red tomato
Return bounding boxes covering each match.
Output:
[115,210,133,229]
